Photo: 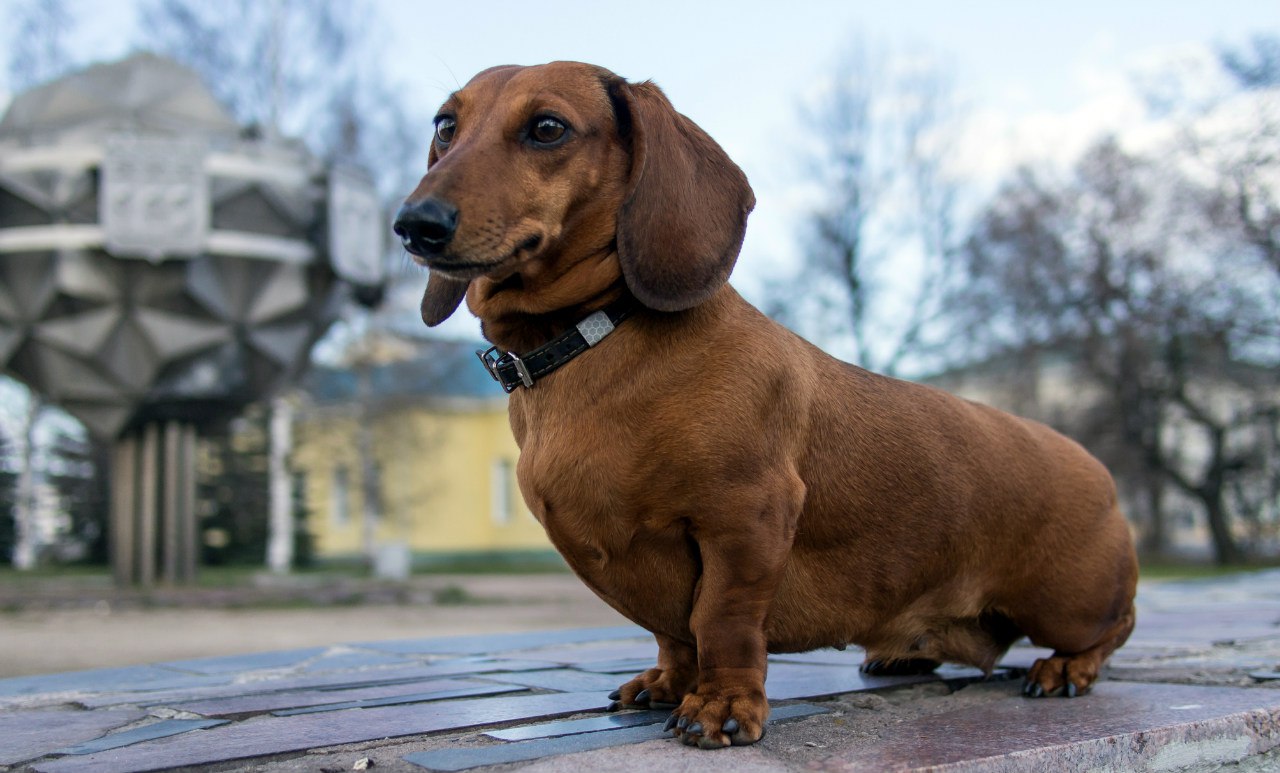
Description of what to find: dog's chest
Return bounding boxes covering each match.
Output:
[510,404,700,630]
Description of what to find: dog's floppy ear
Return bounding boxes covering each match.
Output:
[608,78,755,312]
[420,272,469,326]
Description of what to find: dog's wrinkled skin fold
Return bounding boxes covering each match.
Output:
[396,61,1138,749]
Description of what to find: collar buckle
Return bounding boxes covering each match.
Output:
[477,346,534,393]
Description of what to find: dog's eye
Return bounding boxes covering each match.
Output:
[434,116,457,146]
[529,116,568,146]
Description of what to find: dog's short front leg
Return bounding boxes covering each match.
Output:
[609,633,697,710]
[669,481,801,749]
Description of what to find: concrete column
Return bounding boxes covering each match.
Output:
[110,434,137,586]
[137,423,159,587]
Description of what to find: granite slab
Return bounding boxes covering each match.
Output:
[34,691,609,773]
[0,665,226,700]
[169,677,490,717]
[56,719,227,755]
[474,668,624,694]
[156,647,327,675]
[358,626,645,656]
[484,709,671,741]
[812,681,1280,772]
[76,658,559,709]
[271,682,527,715]
[405,703,828,771]
[0,708,145,766]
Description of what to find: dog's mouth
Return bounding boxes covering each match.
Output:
[416,233,545,280]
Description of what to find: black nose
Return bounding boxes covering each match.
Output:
[393,197,459,255]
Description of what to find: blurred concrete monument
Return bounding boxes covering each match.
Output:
[0,53,386,585]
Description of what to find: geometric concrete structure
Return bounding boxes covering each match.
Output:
[0,53,385,584]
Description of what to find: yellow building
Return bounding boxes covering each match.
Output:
[291,337,555,564]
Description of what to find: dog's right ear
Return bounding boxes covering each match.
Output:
[420,272,469,326]
[607,78,756,312]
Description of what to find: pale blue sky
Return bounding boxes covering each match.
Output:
[2,0,1278,334]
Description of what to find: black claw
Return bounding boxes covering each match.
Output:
[688,722,703,736]
[677,716,689,730]
[606,700,621,712]
[1029,683,1044,698]
[723,718,740,734]
[664,713,678,732]
[1065,683,1078,698]
[635,689,651,704]
[860,659,882,674]
[608,689,621,701]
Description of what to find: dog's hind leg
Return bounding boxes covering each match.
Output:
[609,633,697,710]
[1022,601,1136,697]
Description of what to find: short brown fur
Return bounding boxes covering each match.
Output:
[398,61,1138,749]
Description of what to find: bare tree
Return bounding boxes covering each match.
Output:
[775,40,965,377]
[139,0,420,200]
[961,137,1279,564]
[5,0,75,92]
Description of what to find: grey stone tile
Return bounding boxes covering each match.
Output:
[0,665,225,699]
[34,692,609,773]
[475,669,624,694]
[499,641,657,665]
[405,703,827,771]
[78,659,558,709]
[157,647,327,675]
[359,626,645,656]
[0,708,145,766]
[169,678,489,717]
[299,650,413,672]
[570,658,657,675]
[485,710,671,741]
[273,682,527,715]
[56,719,227,755]
[765,662,935,700]
[812,682,1280,771]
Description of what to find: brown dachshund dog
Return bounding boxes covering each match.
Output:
[393,61,1138,749]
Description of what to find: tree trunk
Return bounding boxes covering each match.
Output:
[1139,471,1167,557]
[1200,474,1243,565]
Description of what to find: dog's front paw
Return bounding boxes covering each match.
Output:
[666,677,768,749]
[608,667,694,711]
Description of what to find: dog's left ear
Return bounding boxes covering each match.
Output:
[608,78,756,312]
[420,272,469,326]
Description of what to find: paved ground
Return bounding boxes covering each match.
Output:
[0,574,627,676]
[2,571,1279,772]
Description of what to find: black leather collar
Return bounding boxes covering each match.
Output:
[476,298,636,393]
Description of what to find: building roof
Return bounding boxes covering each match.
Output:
[301,338,506,405]
[0,52,239,141]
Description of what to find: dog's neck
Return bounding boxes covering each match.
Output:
[467,248,629,354]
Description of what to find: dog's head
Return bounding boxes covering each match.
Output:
[394,61,756,328]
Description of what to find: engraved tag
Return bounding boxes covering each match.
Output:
[101,134,208,260]
[328,166,385,285]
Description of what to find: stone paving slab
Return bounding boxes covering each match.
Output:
[357,626,645,656]
[5,571,1280,772]
[169,677,499,717]
[55,719,228,756]
[0,708,146,765]
[405,703,829,771]
[809,682,1280,772]
[33,692,610,773]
